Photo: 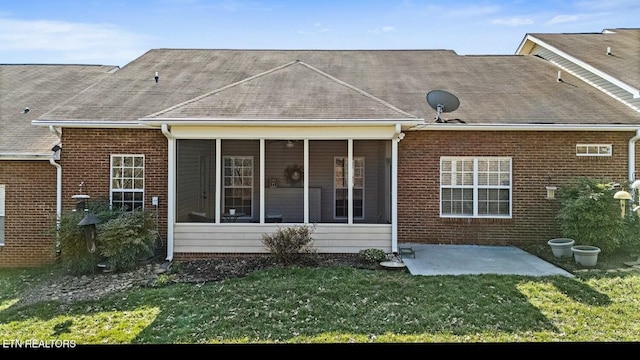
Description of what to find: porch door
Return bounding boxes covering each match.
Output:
[198,155,211,212]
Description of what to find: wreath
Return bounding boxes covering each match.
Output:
[284,164,303,185]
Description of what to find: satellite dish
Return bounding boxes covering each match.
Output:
[426,90,460,123]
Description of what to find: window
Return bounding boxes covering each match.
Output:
[223,156,253,216]
[576,144,612,156]
[440,157,511,217]
[0,185,4,245]
[334,157,364,219]
[110,155,144,211]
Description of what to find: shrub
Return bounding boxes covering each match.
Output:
[358,248,387,263]
[261,225,316,265]
[98,210,157,272]
[557,177,628,253]
[56,210,102,275]
[54,201,157,274]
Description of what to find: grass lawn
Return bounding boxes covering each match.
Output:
[2,260,640,346]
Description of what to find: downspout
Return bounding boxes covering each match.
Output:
[629,129,640,199]
[161,124,175,262]
[49,126,62,252]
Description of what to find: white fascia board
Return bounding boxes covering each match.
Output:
[526,35,640,99]
[139,118,424,128]
[31,120,149,128]
[0,153,51,160]
[411,123,640,132]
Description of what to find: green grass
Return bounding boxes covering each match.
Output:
[1,265,640,344]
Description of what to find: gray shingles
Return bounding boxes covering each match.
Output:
[531,28,640,90]
[38,48,640,125]
[0,65,115,154]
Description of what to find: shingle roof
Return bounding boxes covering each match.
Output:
[145,60,418,121]
[528,28,640,90]
[0,64,115,154]
[39,48,640,126]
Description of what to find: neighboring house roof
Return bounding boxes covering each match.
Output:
[38,49,640,127]
[0,64,116,157]
[517,28,640,111]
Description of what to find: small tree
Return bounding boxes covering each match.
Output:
[261,225,316,265]
[557,177,627,253]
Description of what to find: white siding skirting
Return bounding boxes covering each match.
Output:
[174,223,392,254]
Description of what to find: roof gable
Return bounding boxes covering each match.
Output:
[520,28,640,91]
[143,60,418,121]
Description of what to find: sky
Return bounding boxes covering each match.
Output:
[0,0,638,67]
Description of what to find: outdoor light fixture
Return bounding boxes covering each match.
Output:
[614,190,632,218]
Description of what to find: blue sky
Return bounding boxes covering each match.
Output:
[0,0,638,67]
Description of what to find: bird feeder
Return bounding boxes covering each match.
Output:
[614,190,632,218]
[78,212,99,253]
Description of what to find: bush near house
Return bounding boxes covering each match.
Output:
[261,225,316,265]
[55,202,157,274]
[556,177,632,253]
[358,248,387,264]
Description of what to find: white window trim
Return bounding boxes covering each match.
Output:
[334,156,365,220]
[110,154,145,211]
[0,184,5,246]
[223,155,254,217]
[440,157,512,219]
[576,144,612,157]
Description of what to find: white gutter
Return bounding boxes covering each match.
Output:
[629,129,640,183]
[32,120,147,128]
[140,118,424,128]
[161,124,175,262]
[0,153,51,160]
[411,123,640,132]
[49,126,62,247]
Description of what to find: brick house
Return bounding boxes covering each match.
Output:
[0,64,116,267]
[2,28,639,267]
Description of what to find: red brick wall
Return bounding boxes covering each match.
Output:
[0,161,58,267]
[60,128,168,244]
[397,130,636,246]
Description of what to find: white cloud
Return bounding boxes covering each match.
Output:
[491,17,534,27]
[368,26,396,34]
[546,14,580,25]
[0,18,150,65]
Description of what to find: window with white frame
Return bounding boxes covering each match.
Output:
[576,144,612,156]
[440,157,511,217]
[334,156,364,219]
[0,185,5,245]
[223,156,253,216]
[110,155,144,211]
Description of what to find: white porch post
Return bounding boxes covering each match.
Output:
[161,124,175,261]
[215,138,222,223]
[348,138,354,225]
[260,139,265,224]
[304,138,309,223]
[391,125,404,254]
